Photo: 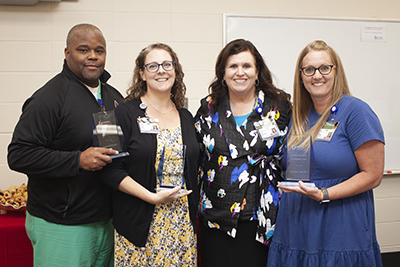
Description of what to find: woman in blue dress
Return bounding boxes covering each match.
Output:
[267,40,384,267]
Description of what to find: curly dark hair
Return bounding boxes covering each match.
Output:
[208,39,289,114]
[125,43,186,108]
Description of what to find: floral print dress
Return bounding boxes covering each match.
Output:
[114,126,197,266]
[195,91,291,245]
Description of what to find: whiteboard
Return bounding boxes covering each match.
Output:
[225,14,400,171]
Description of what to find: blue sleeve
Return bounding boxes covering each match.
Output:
[344,98,385,152]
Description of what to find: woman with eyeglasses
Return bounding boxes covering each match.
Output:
[100,43,199,266]
[267,40,384,267]
[195,39,292,266]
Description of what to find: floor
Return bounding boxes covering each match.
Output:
[381,252,400,267]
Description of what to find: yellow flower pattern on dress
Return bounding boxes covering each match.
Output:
[114,126,197,266]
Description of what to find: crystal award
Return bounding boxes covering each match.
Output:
[92,110,130,159]
[155,144,189,194]
[281,134,316,187]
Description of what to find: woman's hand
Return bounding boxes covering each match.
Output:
[150,186,192,205]
[118,177,192,205]
[278,181,321,201]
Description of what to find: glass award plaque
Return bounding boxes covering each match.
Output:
[155,144,189,194]
[281,134,316,187]
[92,110,130,159]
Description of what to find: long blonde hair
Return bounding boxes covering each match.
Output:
[289,40,350,148]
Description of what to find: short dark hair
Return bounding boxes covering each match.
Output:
[66,23,104,49]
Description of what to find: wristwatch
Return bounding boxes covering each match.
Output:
[319,187,330,204]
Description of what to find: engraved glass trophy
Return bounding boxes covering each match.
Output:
[281,134,316,187]
[92,110,130,159]
[155,144,189,194]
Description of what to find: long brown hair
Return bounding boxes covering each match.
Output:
[125,43,186,108]
[208,39,288,114]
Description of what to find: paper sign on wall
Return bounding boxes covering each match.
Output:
[361,23,386,42]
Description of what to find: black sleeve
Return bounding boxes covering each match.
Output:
[99,103,132,191]
[193,97,209,189]
[7,93,81,178]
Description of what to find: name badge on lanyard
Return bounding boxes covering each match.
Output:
[254,110,280,141]
[137,102,160,134]
[316,121,340,142]
[316,105,339,142]
[137,116,160,134]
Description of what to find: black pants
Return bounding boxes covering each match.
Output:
[199,218,269,267]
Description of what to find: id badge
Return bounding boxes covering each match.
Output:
[137,117,160,134]
[254,116,280,141]
[316,121,340,142]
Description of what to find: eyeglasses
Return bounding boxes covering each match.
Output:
[143,61,175,73]
[300,65,335,77]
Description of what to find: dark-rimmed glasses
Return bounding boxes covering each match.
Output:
[300,65,335,77]
[143,61,175,73]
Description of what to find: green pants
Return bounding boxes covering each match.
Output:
[26,212,114,267]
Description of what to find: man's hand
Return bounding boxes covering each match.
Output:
[79,147,119,171]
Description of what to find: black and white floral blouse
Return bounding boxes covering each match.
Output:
[195,90,291,245]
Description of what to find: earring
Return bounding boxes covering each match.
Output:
[255,78,260,87]
[222,79,227,87]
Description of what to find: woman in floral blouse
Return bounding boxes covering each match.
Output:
[195,39,292,266]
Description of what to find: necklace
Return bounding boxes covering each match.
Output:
[230,93,258,116]
[145,96,176,115]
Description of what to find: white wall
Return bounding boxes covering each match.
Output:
[0,0,399,253]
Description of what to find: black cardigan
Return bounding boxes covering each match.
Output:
[100,98,199,247]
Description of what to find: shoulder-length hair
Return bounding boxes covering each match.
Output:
[125,43,186,108]
[290,40,350,147]
[208,39,289,114]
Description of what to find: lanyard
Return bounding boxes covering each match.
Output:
[96,80,105,111]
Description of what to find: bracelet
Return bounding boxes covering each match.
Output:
[317,189,322,202]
